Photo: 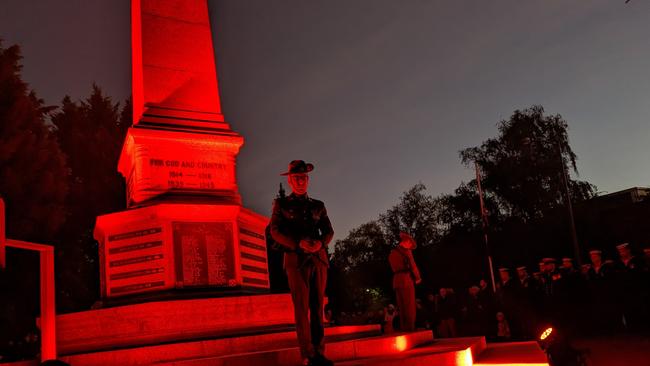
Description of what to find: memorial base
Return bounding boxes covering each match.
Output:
[94,202,269,299]
[55,294,295,355]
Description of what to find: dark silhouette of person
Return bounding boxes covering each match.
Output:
[270,160,334,366]
[436,287,458,337]
[389,232,421,332]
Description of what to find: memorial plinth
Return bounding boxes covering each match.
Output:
[94,0,270,300]
[95,204,268,298]
[119,127,243,206]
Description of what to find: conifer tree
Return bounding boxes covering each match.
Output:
[51,86,129,310]
[0,42,68,242]
[0,41,68,360]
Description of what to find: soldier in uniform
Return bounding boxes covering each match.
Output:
[389,232,421,332]
[615,243,647,330]
[560,258,576,274]
[516,266,539,339]
[270,160,334,366]
[539,258,563,325]
[585,250,614,280]
[496,267,521,338]
[616,243,646,273]
[541,258,560,298]
[584,249,617,333]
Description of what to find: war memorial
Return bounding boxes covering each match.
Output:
[1,1,550,365]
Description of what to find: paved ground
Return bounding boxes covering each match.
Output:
[572,334,650,366]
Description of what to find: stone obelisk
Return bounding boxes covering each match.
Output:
[94,0,269,300]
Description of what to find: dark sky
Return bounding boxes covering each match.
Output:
[2,1,649,240]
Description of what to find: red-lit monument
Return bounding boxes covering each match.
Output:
[46,1,548,364]
[94,0,268,299]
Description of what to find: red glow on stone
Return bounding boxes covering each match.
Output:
[131,0,225,127]
[456,347,474,366]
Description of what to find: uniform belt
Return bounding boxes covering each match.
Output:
[394,269,412,274]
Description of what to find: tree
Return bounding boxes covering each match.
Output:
[379,183,445,247]
[459,105,596,223]
[331,221,389,272]
[0,42,68,242]
[332,183,444,272]
[329,184,444,312]
[0,41,68,360]
[51,86,130,311]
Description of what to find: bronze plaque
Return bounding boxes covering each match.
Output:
[172,222,236,287]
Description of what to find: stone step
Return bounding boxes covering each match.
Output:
[60,325,380,366]
[474,341,549,366]
[336,337,486,366]
[158,330,434,366]
[56,294,296,355]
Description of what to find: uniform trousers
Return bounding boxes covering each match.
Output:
[394,278,416,332]
[286,260,328,359]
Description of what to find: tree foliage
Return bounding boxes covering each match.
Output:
[460,105,596,222]
[0,42,68,242]
[0,41,69,360]
[331,183,443,272]
[331,221,389,272]
[379,183,444,247]
[51,86,130,311]
[330,105,598,312]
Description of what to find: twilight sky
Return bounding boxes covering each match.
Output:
[1,1,649,241]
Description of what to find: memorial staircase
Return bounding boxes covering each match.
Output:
[8,294,547,365]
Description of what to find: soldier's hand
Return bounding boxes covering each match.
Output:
[415,278,422,285]
[299,239,314,253]
[310,240,323,252]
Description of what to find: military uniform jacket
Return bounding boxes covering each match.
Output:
[270,193,334,269]
[389,246,421,288]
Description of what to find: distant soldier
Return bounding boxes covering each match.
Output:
[477,279,496,326]
[616,243,646,274]
[518,265,542,305]
[557,257,584,336]
[541,258,561,297]
[497,268,521,338]
[462,286,485,336]
[558,257,580,298]
[584,249,617,333]
[538,261,547,274]
[436,287,458,337]
[517,266,532,288]
[270,160,334,366]
[498,267,520,303]
[516,266,538,339]
[560,258,576,274]
[585,250,614,280]
[539,258,565,325]
[389,232,421,332]
[615,243,646,330]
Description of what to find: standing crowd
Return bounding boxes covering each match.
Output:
[331,242,650,341]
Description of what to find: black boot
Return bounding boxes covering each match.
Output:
[312,353,334,366]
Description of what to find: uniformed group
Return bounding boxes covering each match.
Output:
[270,160,650,366]
[493,244,650,340]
